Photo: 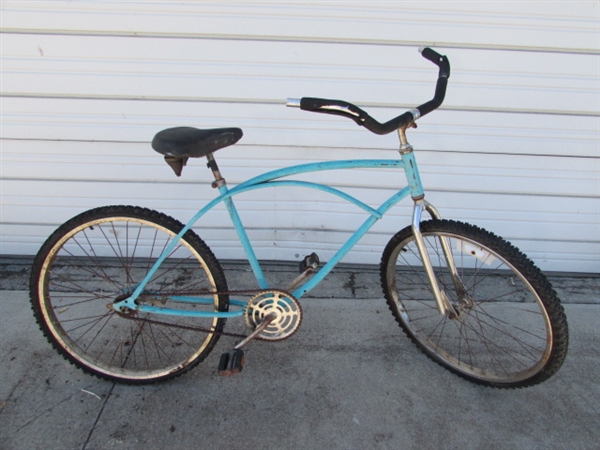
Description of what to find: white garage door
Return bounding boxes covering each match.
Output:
[1,1,599,273]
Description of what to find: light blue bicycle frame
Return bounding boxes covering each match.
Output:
[113,143,453,319]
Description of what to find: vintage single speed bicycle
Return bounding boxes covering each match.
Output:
[30,48,568,388]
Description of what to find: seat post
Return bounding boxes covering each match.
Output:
[206,153,226,188]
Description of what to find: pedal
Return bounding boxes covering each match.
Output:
[287,253,320,291]
[299,252,320,273]
[218,349,245,377]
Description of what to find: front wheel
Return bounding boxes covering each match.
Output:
[380,219,568,388]
[30,205,229,383]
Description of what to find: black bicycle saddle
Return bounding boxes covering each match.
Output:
[152,127,243,176]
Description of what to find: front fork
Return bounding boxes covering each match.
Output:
[399,123,464,318]
[411,200,466,318]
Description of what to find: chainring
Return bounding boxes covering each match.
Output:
[244,290,302,341]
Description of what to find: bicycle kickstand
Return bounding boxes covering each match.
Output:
[217,312,277,377]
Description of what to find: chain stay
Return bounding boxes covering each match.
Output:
[124,288,294,339]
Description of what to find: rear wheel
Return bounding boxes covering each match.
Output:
[30,205,229,383]
[380,219,568,388]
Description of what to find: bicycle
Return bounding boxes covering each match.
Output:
[29,48,568,389]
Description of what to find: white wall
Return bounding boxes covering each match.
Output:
[1,1,599,273]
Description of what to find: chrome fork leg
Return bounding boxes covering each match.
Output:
[423,202,469,301]
[412,201,458,317]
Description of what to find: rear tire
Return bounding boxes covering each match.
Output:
[380,219,568,388]
[30,205,229,383]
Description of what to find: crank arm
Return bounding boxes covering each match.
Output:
[218,312,277,377]
[234,312,277,350]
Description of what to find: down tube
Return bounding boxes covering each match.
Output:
[291,185,412,299]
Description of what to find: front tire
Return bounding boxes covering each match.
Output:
[30,205,229,383]
[380,219,568,388]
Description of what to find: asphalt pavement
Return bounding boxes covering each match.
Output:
[0,258,598,450]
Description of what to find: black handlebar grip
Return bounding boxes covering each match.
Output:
[300,97,414,135]
[420,47,450,78]
[300,97,365,127]
[417,77,448,117]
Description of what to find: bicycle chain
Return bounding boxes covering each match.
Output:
[123,288,295,339]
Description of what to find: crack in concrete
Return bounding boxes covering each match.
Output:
[81,381,117,450]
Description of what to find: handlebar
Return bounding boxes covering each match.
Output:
[286,47,450,135]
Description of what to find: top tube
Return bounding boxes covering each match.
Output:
[234,159,404,191]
